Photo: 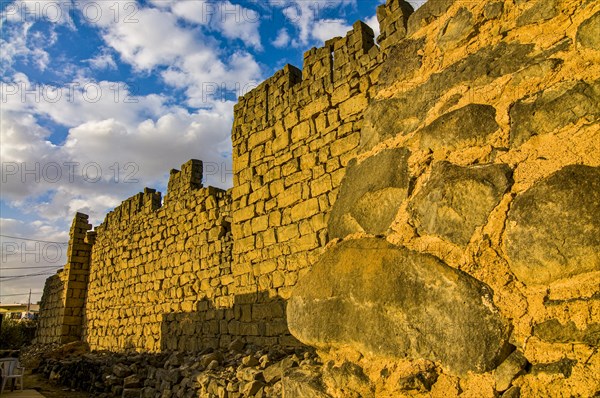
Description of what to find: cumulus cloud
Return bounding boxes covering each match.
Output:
[276,0,355,46]
[1,70,235,232]
[365,14,380,41]
[0,22,52,71]
[86,49,117,70]
[272,28,290,48]
[311,19,352,43]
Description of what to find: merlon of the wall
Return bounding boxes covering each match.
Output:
[233,20,377,141]
[165,159,203,203]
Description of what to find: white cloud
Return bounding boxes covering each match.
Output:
[311,19,352,43]
[272,28,290,48]
[78,3,263,107]
[1,73,235,226]
[170,0,263,50]
[365,14,380,41]
[86,50,117,70]
[0,22,52,71]
[276,0,355,47]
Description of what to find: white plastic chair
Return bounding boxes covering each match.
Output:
[0,358,24,394]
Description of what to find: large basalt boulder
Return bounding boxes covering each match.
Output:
[504,165,600,285]
[287,238,511,376]
[414,104,499,151]
[509,79,600,147]
[409,162,513,246]
[577,11,600,50]
[328,148,411,239]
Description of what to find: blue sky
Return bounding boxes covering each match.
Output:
[0,0,423,302]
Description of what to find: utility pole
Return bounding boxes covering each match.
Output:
[27,289,31,313]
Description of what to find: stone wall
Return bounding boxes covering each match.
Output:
[288,0,600,396]
[230,20,382,302]
[36,272,65,344]
[35,0,600,395]
[36,212,92,344]
[82,160,236,351]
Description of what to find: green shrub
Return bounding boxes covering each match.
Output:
[0,318,38,349]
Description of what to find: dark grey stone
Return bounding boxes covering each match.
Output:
[287,238,511,377]
[534,319,600,346]
[322,361,374,398]
[509,79,600,147]
[379,38,425,86]
[409,162,513,246]
[398,367,438,392]
[282,367,332,398]
[484,2,504,20]
[415,104,499,151]
[328,148,411,239]
[577,11,600,50]
[531,358,577,378]
[494,351,528,392]
[407,0,456,36]
[516,0,558,27]
[360,42,542,153]
[437,7,477,51]
[505,165,600,285]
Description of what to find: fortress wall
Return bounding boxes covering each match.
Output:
[36,213,92,344]
[34,1,600,395]
[229,21,383,307]
[82,160,234,352]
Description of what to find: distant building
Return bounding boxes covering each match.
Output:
[0,303,40,321]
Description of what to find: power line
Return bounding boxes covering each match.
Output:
[0,292,42,297]
[0,272,56,281]
[0,234,68,245]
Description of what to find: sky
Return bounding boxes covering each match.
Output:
[0,0,424,304]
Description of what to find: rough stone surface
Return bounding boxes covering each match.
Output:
[577,11,600,50]
[407,0,456,36]
[328,148,411,239]
[414,104,499,151]
[494,351,528,392]
[534,319,600,346]
[379,38,425,85]
[531,358,577,378]
[516,0,558,27]
[409,162,513,246]
[322,361,374,398]
[282,367,332,398]
[483,2,504,20]
[509,79,600,146]
[437,7,477,51]
[505,165,600,285]
[287,238,511,376]
[360,42,541,153]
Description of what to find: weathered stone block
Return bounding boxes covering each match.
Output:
[505,165,600,285]
[282,367,332,398]
[577,11,600,50]
[415,104,499,151]
[328,148,411,239]
[409,162,512,246]
[361,42,540,153]
[509,79,600,146]
[533,319,600,346]
[516,0,558,27]
[437,7,476,51]
[287,238,511,376]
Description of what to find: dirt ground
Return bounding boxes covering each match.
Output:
[23,372,92,398]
